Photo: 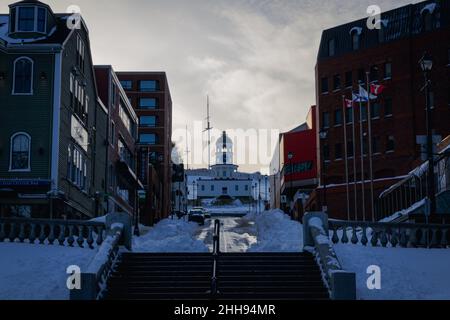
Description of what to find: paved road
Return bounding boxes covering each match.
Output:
[196,215,257,253]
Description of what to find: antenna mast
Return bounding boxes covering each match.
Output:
[203,95,213,170]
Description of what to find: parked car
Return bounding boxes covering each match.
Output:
[192,207,210,218]
[188,210,205,225]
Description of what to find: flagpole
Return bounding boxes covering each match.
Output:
[366,72,376,222]
[342,95,350,221]
[358,91,366,222]
[351,96,358,221]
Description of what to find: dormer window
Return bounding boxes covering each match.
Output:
[14,6,47,33]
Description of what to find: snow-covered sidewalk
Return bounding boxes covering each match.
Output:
[0,242,97,300]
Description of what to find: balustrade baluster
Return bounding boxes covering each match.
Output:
[419,228,428,247]
[0,222,5,242]
[38,223,47,244]
[441,229,448,247]
[370,230,378,246]
[18,223,26,242]
[76,225,85,247]
[351,227,358,244]
[29,223,37,243]
[361,227,368,246]
[96,226,104,246]
[409,228,418,247]
[331,227,339,244]
[67,225,75,247]
[399,228,407,247]
[390,228,398,247]
[341,227,349,244]
[430,229,438,247]
[8,222,16,242]
[48,224,56,245]
[58,225,66,245]
[380,229,388,247]
[87,226,94,249]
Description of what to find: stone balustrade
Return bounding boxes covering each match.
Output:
[0,217,106,249]
[329,219,449,248]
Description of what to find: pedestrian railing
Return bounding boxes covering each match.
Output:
[210,219,221,298]
[0,217,106,248]
[328,219,449,248]
[303,212,356,300]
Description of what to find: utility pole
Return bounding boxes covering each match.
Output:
[185,125,190,170]
[203,95,213,170]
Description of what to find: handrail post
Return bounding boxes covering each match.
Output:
[211,219,221,298]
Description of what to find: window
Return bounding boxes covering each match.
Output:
[328,39,335,57]
[360,104,368,121]
[335,143,342,160]
[17,7,35,32]
[322,112,330,128]
[371,102,381,119]
[111,83,117,107]
[140,133,157,145]
[345,71,353,88]
[76,36,85,73]
[352,33,360,50]
[323,144,330,161]
[139,98,158,109]
[118,139,133,168]
[245,185,249,191]
[235,185,239,191]
[321,77,329,94]
[347,140,354,157]
[67,144,87,190]
[372,136,380,154]
[10,133,31,171]
[384,62,392,79]
[369,66,379,83]
[13,57,33,94]
[423,11,433,32]
[15,6,46,33]
[384,97,393,117]
[334,109,343,126]
[345,107,353,124]
[120,80,132,90]
[211,185,214,191]
[119,104,132,134]
[201,185,205,192]
[386,136,395,153]
[333,74,341,91]
[140,116,156,127]
[37,8,46,32]
[139,80,159,92]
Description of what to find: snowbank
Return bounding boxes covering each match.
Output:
[0,243,97,300]
[247,210,303,252]
[335,244,450,300]
[132,218,208,253]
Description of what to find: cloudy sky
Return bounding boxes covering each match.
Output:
[1,0,416,172]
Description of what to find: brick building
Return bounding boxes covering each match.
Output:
[116,72,172,225]
[94,66,142,218]
[306,0,450,220]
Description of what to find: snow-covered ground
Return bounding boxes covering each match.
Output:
[335,244,450,300]
[133,217,209,253]
[0,242,97,300]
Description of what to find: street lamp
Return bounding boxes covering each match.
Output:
[287,152,294,216]
[419,52,436,221]
[273,168,277,209]
[319,129,328,212]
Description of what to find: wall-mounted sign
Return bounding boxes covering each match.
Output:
[71,115,89,152]
[0,179,51,187]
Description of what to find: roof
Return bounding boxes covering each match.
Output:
[318,0,450,60]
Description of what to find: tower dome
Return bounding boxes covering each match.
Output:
[215,131,233,165]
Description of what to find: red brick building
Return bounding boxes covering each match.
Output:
[307,0,450,220]
[94,66,143,218]
[116,72,173,225]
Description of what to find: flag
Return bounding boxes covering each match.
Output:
[345,99,353,108]
[352,92,367,103]
[359,85,377,100]
[370,84,386,96]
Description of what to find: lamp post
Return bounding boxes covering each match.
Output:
[287,151,294,216]
[319,129,328,213]
[273,168,277,209]
[419,52,436,221]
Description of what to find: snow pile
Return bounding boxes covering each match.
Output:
[133,218,208,253]
[0,243,97,300]
[247,210,303,252]
[335,244,450,300]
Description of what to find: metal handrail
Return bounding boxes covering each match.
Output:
[211,219,220,298]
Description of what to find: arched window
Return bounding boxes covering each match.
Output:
[13,57,33,94]
[349,27,362,51]
[10,132,31,171]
